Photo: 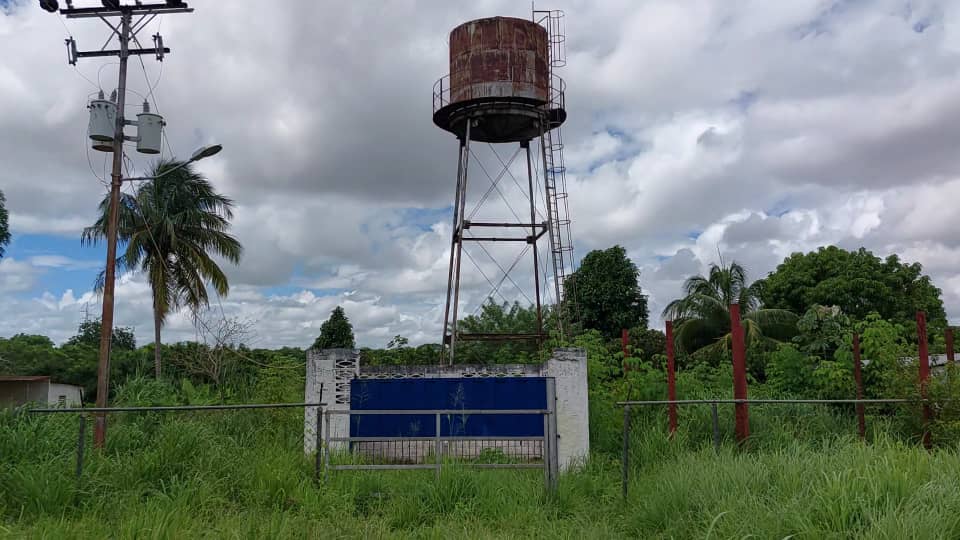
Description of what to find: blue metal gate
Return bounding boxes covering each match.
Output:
[349,377,547,438]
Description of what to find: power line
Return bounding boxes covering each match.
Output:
[48,0,196,449]
[84,124,108,186]
[96,62,118,91]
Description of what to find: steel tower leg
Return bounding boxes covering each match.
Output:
[524,141,544,345]
[440,137,466,365]
[446,119,471,364]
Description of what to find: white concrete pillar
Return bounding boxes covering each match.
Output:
[543,347,589,470]
[304,348,358,454]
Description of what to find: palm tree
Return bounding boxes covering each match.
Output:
[662,261,797,354]
[82,159,242,378]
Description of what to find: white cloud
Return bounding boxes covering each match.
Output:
[28,255,100,270]
[2,0,960,348]
[0,258,36,294]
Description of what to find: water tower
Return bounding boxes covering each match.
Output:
[433,11,574,363]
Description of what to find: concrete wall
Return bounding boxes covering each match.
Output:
[47,383,83,406]
[304,347,589,470]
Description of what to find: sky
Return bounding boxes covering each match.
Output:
[1,0,960,349]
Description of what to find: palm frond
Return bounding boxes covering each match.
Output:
[663,259,798,354]
[82,159,242,334]
[743,308,798,341]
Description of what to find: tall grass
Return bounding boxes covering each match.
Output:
[2,396,959,538]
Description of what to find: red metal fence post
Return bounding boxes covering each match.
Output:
[665,321,677,436]
[947,327,955,367]
[621,328,630,373]
[916,311,932,449]
[852,333,866,440]
[729,304,750,444]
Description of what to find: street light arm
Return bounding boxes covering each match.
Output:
[124,160,189,182]
[122,144,221,182]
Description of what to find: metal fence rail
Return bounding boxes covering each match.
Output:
[29,402,326,481]
[324,408,558,492]
[30,402,325,413]
[619,398,934,498]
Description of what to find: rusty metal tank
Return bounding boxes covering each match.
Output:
[449,17,549,105]
[433,16,565,143]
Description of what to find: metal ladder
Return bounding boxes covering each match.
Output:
[543,127,575,302]
[537,8,578,327]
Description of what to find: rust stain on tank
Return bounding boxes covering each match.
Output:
[448,17,549,104]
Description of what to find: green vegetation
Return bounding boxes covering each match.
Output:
[1,244,957,537]
[662,260,797,354]
[757,246,946,329]
[456,301,551,364]
[312,306,356,350]
[2,347,958,538]
[82,159,243,378]
[64,318,137,352]
[564,245,649,338]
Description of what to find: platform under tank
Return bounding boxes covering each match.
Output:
[433,16,566,143]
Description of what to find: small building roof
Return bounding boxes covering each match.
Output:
[0,375,51,382]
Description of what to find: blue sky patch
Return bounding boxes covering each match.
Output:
[5,233,104,296]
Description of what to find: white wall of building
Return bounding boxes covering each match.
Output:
[47,383,82,406]
[304,348,590,471]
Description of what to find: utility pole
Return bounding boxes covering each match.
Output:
[47,1,194,448]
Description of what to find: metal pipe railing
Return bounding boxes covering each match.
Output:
[29,402,325,413]
[618,399,918,406]
[325,408,549,415]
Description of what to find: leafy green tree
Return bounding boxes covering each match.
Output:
[766,343,815,395]
[792,305,851,361]
[0,189,9,258]
[564,245,648,338]
[360,336,441,366]
[663,260,798,354]
[64,318,137,351]
[627,327,666,365]
[312,306,356,349]
[811,358,855,400]
[0,333,148,400]
[857,313,912,398]
[82,160,242,379]
[456,300,548,364]
[757,246,945,329]
[0,335,62,375]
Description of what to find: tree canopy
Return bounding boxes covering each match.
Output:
[791,305,851,361]
[82,159,242,378]
[0,189,10,258]
[663,260,797,353]
[312,306,355,349]
[564,245,648,338]
[456,300,547,364]
[756,246,945,328]
[64,318,137,351]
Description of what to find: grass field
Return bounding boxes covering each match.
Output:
[3,400,959,539]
